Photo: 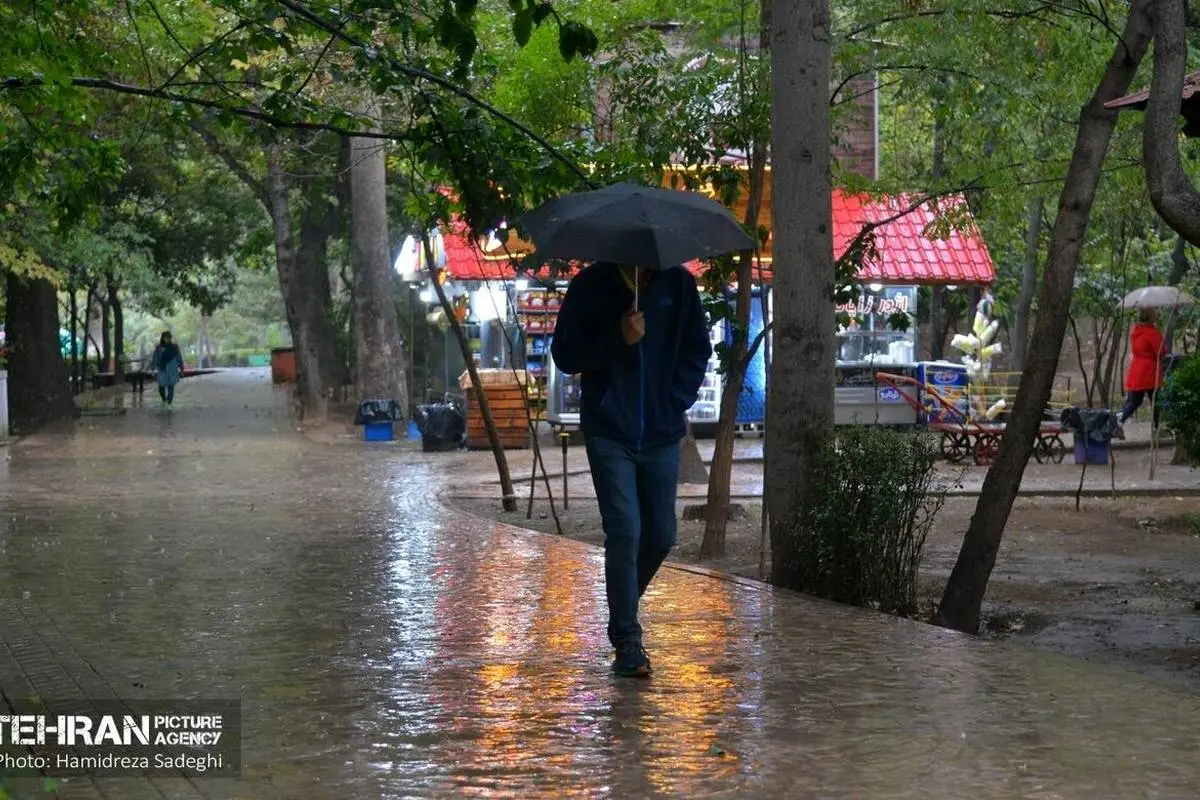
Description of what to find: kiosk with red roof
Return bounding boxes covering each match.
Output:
[399,173,996,436]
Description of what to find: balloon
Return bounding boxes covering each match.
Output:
[973,312,987,338]
[980,320,1000,346]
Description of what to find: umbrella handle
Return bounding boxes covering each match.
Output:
[635,266,639,312]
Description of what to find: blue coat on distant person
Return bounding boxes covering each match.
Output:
[152,333,184,388]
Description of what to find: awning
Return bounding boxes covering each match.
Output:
[434,189,995,286]
[1104,70,1200,138]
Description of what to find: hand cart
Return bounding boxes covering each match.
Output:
[875,371,1066,466]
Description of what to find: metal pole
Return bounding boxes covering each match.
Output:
[561,432,570,510]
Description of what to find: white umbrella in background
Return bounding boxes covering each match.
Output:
[1121,285,1195,309]
[1119,286,1196,479]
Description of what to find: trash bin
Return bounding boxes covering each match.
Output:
[416,403,465,452]
[270,348,296,384]
[355,399,402,442]
[0,368,8,440]
[1059,407,1121,465]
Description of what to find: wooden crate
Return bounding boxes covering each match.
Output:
[464,380,531,450]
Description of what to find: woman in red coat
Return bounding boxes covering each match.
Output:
[1119,307,1167,429]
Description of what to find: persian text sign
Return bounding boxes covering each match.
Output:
[835,294,911,317]
[0,700,240,777]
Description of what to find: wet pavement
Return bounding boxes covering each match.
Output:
[2,369,1200,799]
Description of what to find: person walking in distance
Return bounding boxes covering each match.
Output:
[1118,308,1167,430]
[551,262,711,677]
[152,331,184,408]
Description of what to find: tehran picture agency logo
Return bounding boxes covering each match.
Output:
[0,714,223,747]
[0,701,241,778]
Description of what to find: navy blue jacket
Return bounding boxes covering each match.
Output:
[551,263,712,449]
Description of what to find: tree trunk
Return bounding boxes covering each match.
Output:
[198,315,210,369]
[1068,314,1094,405]
[767,0,836,586]
[424,236,518,512]
[106,272,124,380]
[99,285,111,372]
[1012,196,1044,371]
[1144,0,1200,246]
[701,150,768,556]
[929,286,944,360]
[928,94,948,362]
[81,278,98,383]
[5,273,77,433]
[678,424,709,484]
[68,284,79,394]
[1100,314,1126,407]
[700,340,746,557]
[934,0,1154,634]
[266,144,333,421]
[348,116,407,404]
[936,302,958,358]
[1165,237,1190,349]
[698,0,771,558]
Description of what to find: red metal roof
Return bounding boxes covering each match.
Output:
[833,192,994,285]
[1104,70,1200,109]
[1104,71,1200,137]
[439,190,995,285]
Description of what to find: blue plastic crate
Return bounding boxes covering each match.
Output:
[1072,434,1109,465]
[364,421,395,442]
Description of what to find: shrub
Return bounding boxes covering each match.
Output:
[780,427,946,616]
[1162,355,1200,463]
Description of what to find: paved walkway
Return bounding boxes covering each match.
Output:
[2,369,1200,799]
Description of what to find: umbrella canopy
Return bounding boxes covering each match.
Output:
[517,183,756,269]
[1120,286,1196,309]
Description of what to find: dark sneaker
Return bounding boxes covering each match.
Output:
[612,641,652,678]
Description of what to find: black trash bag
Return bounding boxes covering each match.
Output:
[355,398,402,425]
[1164,353,1189,375]
[416,403,465,452]
[1059,407,1123,442]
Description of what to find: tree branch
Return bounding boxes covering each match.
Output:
[1,76,399,140]
[189,120,271,209]
[272,0,594,187]
[1143,0,1200,245]
[842,5,1060,41]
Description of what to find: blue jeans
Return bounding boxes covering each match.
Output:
[584,436,681,647]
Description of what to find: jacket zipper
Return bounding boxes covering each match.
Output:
[637,339,645,452]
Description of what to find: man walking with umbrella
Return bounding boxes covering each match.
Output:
[522,182,753,677]
[552,261,712,677]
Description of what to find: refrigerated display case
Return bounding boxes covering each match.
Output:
[546,318,725,428]
[546,359,580,426]
[836,285,918,364]
[835,362,919,426]
[516,287,564,421]
[687,319,725,425]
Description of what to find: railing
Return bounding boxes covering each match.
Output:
[964,373,1080,414]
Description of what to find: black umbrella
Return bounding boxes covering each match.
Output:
[517,182,756,277]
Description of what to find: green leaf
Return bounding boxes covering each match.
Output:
[558,23,579,62]
[513,10,533,47]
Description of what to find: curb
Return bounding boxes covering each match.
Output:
[438,489,776,596]
[436,490,972,639]
[448,486,1200,503]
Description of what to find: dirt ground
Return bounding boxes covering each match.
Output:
[450,493,1200,690]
